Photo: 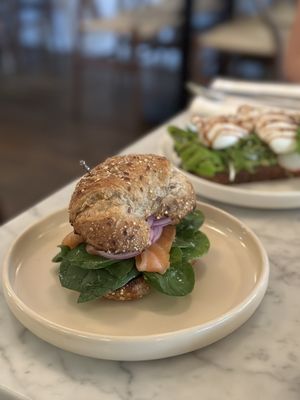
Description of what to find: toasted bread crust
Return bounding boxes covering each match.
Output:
[103,276,150,301]
[69,155,195,253]
[205,165,300,185]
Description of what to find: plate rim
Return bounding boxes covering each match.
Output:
[160,132,300,202]
[2,202,269,343]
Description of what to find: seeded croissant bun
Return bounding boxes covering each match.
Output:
[69,154,196,253]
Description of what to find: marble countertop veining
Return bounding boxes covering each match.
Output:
[0,113,300,400]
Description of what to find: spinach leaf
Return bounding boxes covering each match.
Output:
[58,257,140,303]
[174,231,210,261]
[54,243,118,270]
[52,245,70,262]
[59,260,88,292]
[77,286,112,303]
[173,209,210,261]
[78,264,140,303]
[176,209,204,234]
[79,260,134,291]
[295,127,300,154]
[144,247,195,296]
[172,237,192,248]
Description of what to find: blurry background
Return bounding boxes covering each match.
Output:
[0,0,297,223]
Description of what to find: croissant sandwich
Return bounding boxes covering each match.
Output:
[52,154,210,303]
[169,104,300,184]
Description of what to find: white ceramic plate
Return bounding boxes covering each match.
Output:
[2,203,269,361]
[161,133,300,209]
[0,385,30,400]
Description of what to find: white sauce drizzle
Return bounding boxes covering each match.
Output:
[191,105,300,155]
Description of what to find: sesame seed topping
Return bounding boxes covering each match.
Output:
[72,154,195,254]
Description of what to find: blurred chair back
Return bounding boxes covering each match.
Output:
[252,0,296,78]
[72,0,183,120]
[194,0,296,80]
[0,1,14,73]
[0,0,53,73]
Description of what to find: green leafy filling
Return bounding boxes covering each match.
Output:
[168,126,225,177]
[144,247,195,296]
[144,209,209,296]
[52,209,209,302]
[59,258,139,303]
[221,133,277,173]
[168,125,279,178]
[296,127,300,154]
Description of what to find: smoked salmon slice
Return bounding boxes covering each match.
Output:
[62,232,84,249]
[135,225,176,274]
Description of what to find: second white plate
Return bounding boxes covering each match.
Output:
[161,133,300,209]
[2,203,269,361]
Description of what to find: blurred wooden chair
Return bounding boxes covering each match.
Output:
[192,1,295,81]
[72,0,183,121]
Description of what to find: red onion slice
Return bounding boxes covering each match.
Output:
[147,216,155,226]
[147,216,171,227]
[149,217,170,244]
[150,225,163,244]
[152,217,171,227]
[86,245,140,260]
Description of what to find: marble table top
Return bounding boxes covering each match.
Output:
[0,113,299,400]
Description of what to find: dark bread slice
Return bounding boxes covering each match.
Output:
[104,276,150,301]
[203,165,300,185]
